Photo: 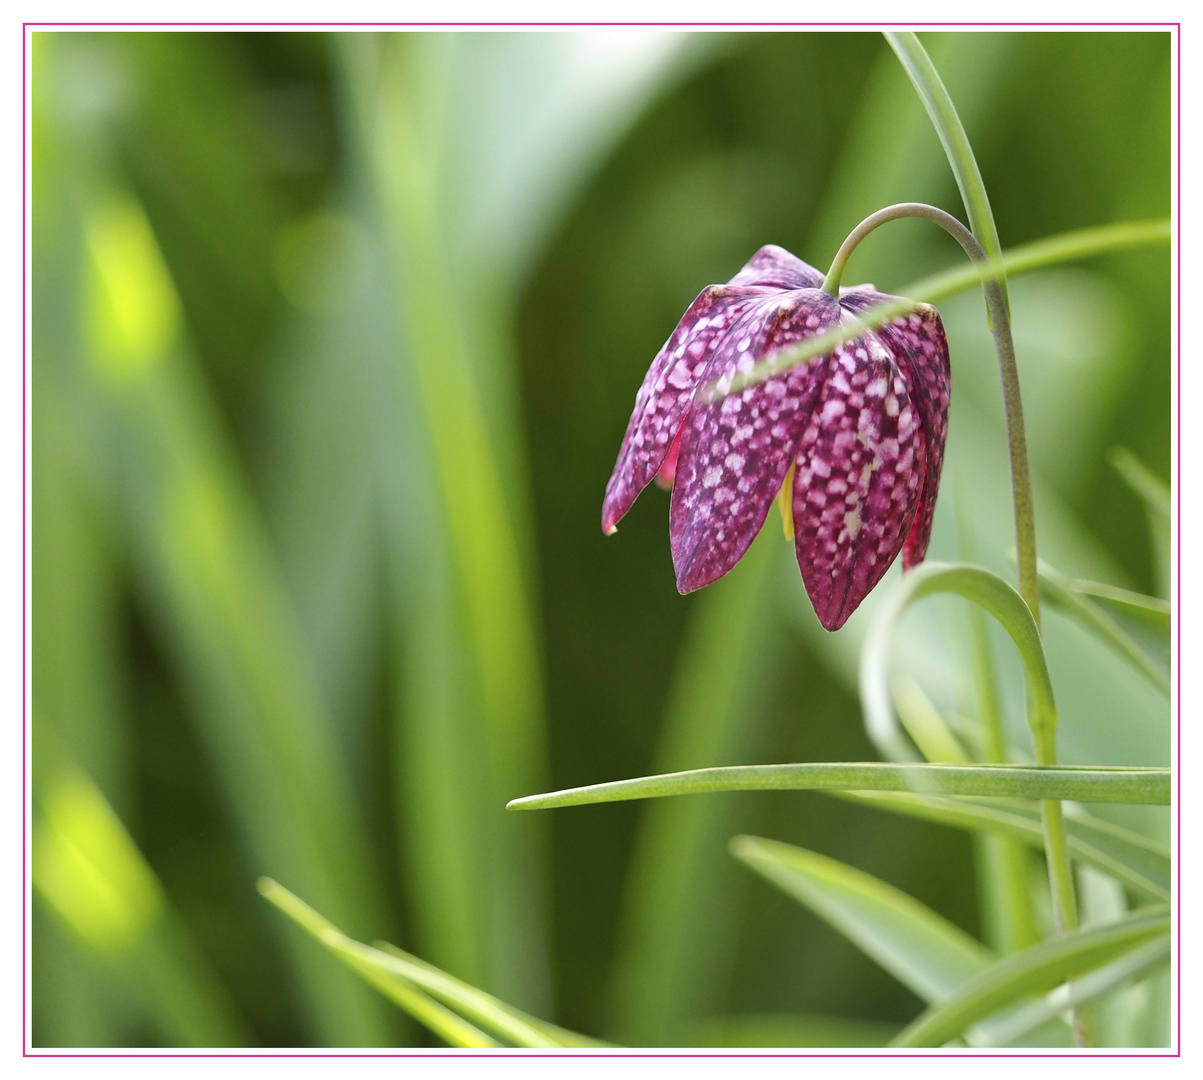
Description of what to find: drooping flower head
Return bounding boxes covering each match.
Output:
[602,245,950,631]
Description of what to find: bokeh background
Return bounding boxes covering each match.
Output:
[31,30,1170,1048]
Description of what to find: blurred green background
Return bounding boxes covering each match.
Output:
[31,30,1170,1048]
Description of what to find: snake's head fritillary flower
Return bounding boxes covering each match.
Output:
[602,244,951,631]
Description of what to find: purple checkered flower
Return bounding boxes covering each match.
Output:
[602,244,951,631]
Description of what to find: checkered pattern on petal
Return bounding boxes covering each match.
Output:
[839,290,950,569]
[602,241,954,632]
[791,340,927,630]
[602,284,773,534]
[727,244,825,291]
[669,291,840,592]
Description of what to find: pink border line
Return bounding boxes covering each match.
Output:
[21,17,28,1059]
[22,20,1182,1059]
[1174,19,1182,1060]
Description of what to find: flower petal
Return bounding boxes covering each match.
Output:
[654,422,685,489]
[727,244,825,291]
[601,284,771,534]
[839,293,951,569]
[669,292,840,592]
[791,341,926,631]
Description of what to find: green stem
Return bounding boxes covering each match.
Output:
[956,494,1039,954]
[883,31,1084,1041]
[1035,731,1081,938]
[884,32,1010,315]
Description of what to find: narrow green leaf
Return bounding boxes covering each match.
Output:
[1064,581,1170,630]
[731,836,993,1003]
[256,879,497,1048]
[831,791,1170,903]
[1109,446,1171,524]
[507,762,1169,810]
[342,36,556,1009]
[978,938,1170,1048]
[892,676,970,763]
[860,562,1055,763]
[891,907,1170,1047]
[33,769,248,1047]
[1109,446,1171,598]
[372,944,606,1050]
[258,879,605,1049]
[884,31,1009,311]
[902,219,1170,307]
[1060,806,1172,900]
[709,221,1169,402]
[1038,560,1169,695]
[606,533,792,1045]
[955,489,1039,955]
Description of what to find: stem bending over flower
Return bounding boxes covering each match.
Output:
[821,202,1039,629]
[601,245,951,630]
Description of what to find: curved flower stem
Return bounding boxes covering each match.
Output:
[822,202,1038,631]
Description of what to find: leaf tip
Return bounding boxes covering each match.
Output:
[728,834,762,861]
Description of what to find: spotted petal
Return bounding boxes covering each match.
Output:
[602,284,771,534]
[669,291,840,592]
[727,244,825,291]
[839,291,951,568]
[791,341,926,631]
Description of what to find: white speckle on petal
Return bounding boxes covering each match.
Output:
[822,399,846,423]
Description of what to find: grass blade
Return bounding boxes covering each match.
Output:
[890,907,1170,1047]
[860,563,1055,764]
[977,938,1170,1048]
[706,220,1169,404]
[258,880,605,1049]
[606,533,791,1044]
[884,31,1008,309]
[1038,560,1169,695]
[1109,447,1171,598]
[1062,581,1170,630]
[256,880,497,1048]
[508,762,1170,810]
[1109,446,1171,523]
[831,791,1170,903]
[955,491,1040,955]
[892,676,970,764]
[901,219,1170,307]
[372,944,607,1050]
[73,184,394,1042]
[731,836,993,1003]
[33,770,247,1047]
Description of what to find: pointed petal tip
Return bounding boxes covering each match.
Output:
[806,584,855,632]
[671,529,738,594]
[672,551,709,595]
[601,501,621,535]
